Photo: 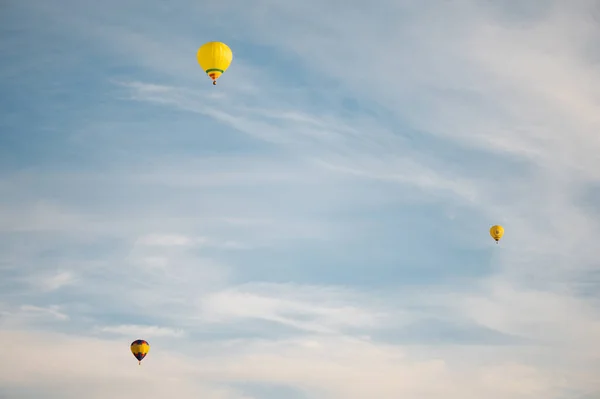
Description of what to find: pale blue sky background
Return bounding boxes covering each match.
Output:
[1,1,599,398]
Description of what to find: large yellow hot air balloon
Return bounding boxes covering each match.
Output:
[489,225,504,243]
[130,339,150,365]
[196,41,233,85]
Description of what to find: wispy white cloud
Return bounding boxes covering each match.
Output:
[0,304,70,327]
[32,271,77,292]
[135,233,251,250]
[461,277,600,348]
[99,324,185,338]
[136,233,199,247]
[118,79,486,211]
[199,283,391,334]
[19,305,69,321]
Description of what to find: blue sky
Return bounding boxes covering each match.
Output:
[1,0,599,398]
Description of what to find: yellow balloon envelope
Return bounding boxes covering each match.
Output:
[196,41,233,85]
[489,225,504,243]
[130,339,150,365]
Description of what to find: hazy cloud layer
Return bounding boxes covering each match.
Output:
[1,0,599,398]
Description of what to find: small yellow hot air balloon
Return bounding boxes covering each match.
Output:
[130,339,150,365]
[196,41,233,85]
[490,225,504,244]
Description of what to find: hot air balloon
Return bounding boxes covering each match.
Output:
[130,339,150,365]
[196,41,233,85]
[489,225,504,244]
